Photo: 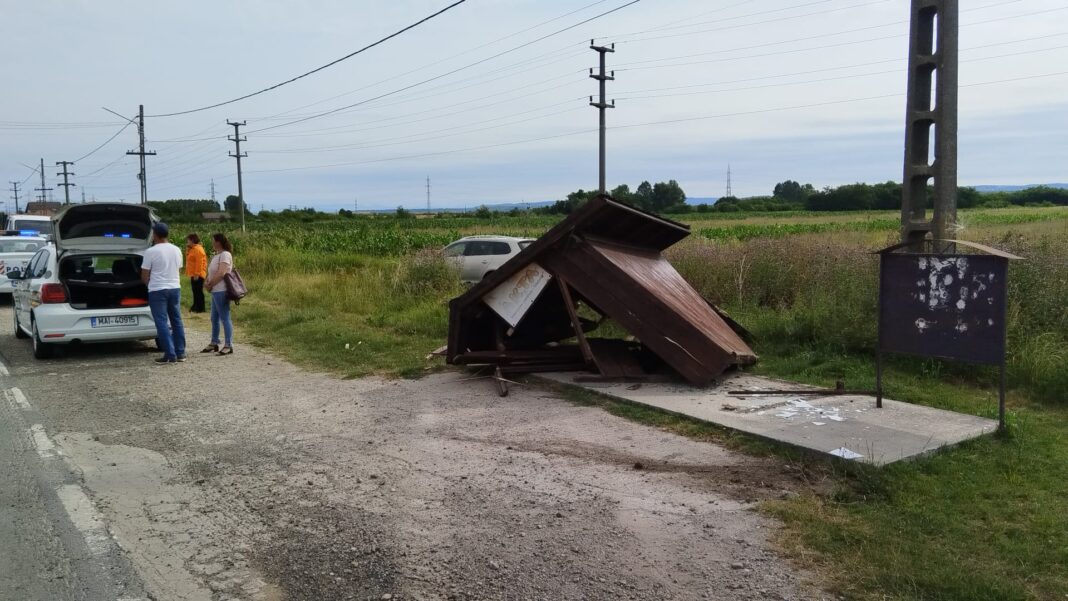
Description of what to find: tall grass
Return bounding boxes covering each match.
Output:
[668,228,1068,404]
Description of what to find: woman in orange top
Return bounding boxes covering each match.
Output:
[185,233,208,313]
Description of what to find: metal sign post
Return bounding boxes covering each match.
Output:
[876,240,1021,429]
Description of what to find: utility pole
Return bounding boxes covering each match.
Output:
[227,120,248,233]
[589,40,615,195]
[354,197,358,213]
[9,181,21,213]
[209,179,217,204]
[426,176,431,213]
[56,161,75,205]
[901,0,958,248]
[726,164,733,198]
[34,158,52,203]
[122,105,157,205]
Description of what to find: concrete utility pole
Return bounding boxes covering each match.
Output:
[900,0,958,248]
[34,158,52,202]
[9,181,21,213]
[227,120,248,233]
[426,176,431,213]
[56,161,75,205]
[123,105,157,205]
[589,40,615,195]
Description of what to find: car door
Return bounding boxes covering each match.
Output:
[462,241,491,281]
[21,249,50,324]
[14,250,43,326]
[444,242,466,276]
[481,241,513,275]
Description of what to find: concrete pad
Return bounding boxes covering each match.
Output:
[538,371,998,465]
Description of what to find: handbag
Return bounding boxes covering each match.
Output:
[223,268,247,304]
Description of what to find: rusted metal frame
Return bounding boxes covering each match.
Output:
[544,245,729,386]
[556,276,600,372]
[876,239,1023,260]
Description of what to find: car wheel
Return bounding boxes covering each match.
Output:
[13,308,27,339]
[31,319,54,359]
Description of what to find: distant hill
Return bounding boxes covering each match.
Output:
[973,183,1068,193]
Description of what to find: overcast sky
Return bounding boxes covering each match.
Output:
[2,0,1066,211]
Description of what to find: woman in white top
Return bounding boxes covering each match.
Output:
[202,233,235,355]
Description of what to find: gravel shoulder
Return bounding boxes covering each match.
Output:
[0,305,827,600]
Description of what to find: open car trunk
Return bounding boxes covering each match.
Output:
[59,254,148,310]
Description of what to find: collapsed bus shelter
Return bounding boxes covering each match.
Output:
[446,196,757,391]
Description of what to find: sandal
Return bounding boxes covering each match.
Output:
[201,344,219,353]
[217,346,234,356]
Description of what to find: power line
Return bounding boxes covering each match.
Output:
[147,0,471,118]
[255,0,612,122]
[237,69,1068,177]
[74,120,135,162]
[243,0,643,135]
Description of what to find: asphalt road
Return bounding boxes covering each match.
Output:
[0,303,824,601]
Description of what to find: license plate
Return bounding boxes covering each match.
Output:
[91,315,138,328]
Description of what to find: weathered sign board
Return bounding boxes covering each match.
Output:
[878,253,1007,365]
[482,263,552,328]
[876,240,1021,427]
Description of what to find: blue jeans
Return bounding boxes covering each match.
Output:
[148,288,186,360]
[210,291,233,347]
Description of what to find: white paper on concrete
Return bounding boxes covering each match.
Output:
[829,447,865,460]
[482,263,552,327]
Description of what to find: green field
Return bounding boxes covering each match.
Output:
[176,205,1068,600]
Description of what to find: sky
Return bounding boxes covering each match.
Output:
[2,0,1066,211]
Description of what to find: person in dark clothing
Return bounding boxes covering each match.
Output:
[185,233,207,313]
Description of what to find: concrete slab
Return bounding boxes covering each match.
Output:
[538,371,998,465]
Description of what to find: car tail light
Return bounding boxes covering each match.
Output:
[40,283,68,304]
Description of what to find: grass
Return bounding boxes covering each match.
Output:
[175,206,1068,600]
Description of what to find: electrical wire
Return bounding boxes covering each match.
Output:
[147,0,471,118]
[256,0,612,121]
[243,0,643,135]
[73,120,134,163]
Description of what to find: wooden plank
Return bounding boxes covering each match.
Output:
[556,276,599,371]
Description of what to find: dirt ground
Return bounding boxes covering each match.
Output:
[1,305,829,601]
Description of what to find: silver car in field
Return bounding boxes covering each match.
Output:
[444,235,534,284]
[9,204,158,358]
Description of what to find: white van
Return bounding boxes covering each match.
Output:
[6,214,51,237]
[9,204,158,358]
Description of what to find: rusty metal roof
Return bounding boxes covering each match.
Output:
[447,195,757,387]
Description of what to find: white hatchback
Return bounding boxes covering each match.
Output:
[9,204,158,358]
[444,235,534,284]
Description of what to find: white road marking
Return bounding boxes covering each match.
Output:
[10,387,30,410]
[56,484,112,556]
[30,423,60,458]
[0,358,9,376]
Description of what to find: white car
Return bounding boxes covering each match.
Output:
[10,203,158,359]
[0,235,48,295]
[6,214,51,237]
[444,235,534,284]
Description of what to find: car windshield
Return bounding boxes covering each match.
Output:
[0,238,45,253]
[12,219,48,234]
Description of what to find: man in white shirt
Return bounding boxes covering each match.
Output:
[141,222,187,364]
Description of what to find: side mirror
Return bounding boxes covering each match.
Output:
[6,269,22,280]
